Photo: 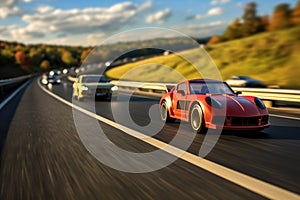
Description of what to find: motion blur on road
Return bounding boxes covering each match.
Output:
[1,0,300,199]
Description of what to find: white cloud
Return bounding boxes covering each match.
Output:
[211,0,230,5]
[146,8,172,24]
[0,0,19,7]
[11,29,45,39]
[0,0,24,18]
[36,6,54,14]
[207,7,223,16]
[6,1,152,41]
[87,33,106,46]
[0,6,23,18]
[185,7,223,21]
[23,0,32,2]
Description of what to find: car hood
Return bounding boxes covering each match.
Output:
[82,83,114,89]
[211,95,261,116]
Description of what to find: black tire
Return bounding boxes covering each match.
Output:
[190,104,205,133]
[160,101,174,123]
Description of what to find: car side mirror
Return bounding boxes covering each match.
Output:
[178,90,186,96]
[236,91,242,96]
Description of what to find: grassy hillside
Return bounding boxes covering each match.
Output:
[105,27,300,89]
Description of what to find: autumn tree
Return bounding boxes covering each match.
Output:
[80,49,92,62]
[61,50,74,66]
[269,3,291,30]
[290,0,300,26]
[207,35,222,45]
[46,47,61,66]
[40,60,50,70]
[223,18,242,40]
[29,47,44,67]
[15,51,30,71]
[240,2,265,36]
[261,15,270,30]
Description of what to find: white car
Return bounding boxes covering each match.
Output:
[226,76,266,88]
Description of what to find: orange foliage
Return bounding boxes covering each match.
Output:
[15,51,30,71]
[207,35,222,45]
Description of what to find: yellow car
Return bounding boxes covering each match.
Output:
[73,74,118,101]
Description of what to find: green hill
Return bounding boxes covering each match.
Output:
[105,27,300,89]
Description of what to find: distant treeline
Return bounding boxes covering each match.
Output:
[207,0,300,45]
[0,35,208,78]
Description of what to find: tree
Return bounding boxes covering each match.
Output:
[40,60,50,70]
[207,35,222,45]
[261,15,270,30]
[80,49,92,63]
[29,47,44,66]
[223,18,242,40]
[240,2,264,36]
[61,50,74,66]
[15,51,30,70]
[290,0,300,26]
[269,3,291,30]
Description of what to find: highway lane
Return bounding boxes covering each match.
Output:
[47,79,300,195]
[0,79,269,199]
[0,78,299,199]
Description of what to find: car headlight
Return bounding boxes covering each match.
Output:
[205,96,223,109]
[42,79,48,85]
[111,85,118,92]
[254,97,266,109]
[81,85,89,91]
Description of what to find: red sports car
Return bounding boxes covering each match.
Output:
[160,79,270,133]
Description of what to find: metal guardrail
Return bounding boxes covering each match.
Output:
[0,74,34,87]
[232,87,300,102]
[68,76,300,105]
[0,74,35,99]
[111,80,172,92]
[231,87,300,107]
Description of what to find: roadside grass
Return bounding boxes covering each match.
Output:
[105,26,300,89]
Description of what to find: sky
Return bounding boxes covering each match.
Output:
[0,0,297,46]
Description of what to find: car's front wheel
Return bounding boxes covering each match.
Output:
[160,101,174,123]
[190,104,205,133]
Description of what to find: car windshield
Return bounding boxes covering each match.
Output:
[189,82,234,95]
[82,76,108,83]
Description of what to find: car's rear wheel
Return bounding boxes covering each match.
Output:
[160,101,174,123]
[190,104,205,133]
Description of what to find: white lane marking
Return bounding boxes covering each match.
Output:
[0,79,31,110]
[37,78,300,200]
[270,114,300,121]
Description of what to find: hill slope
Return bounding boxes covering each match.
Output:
[105,27,300,89]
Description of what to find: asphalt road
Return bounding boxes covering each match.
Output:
[0,78,299,199]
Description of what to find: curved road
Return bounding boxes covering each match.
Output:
[0,78,299,199]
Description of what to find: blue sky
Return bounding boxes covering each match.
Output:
[0,0,297,46]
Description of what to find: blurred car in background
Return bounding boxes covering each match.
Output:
[62,68,69,74]
[225,76,266,88]
[41,75,61,85]
[49,69,61,76]
[73,74,118,101]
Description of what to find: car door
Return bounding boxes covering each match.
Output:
[173,82,188,120]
